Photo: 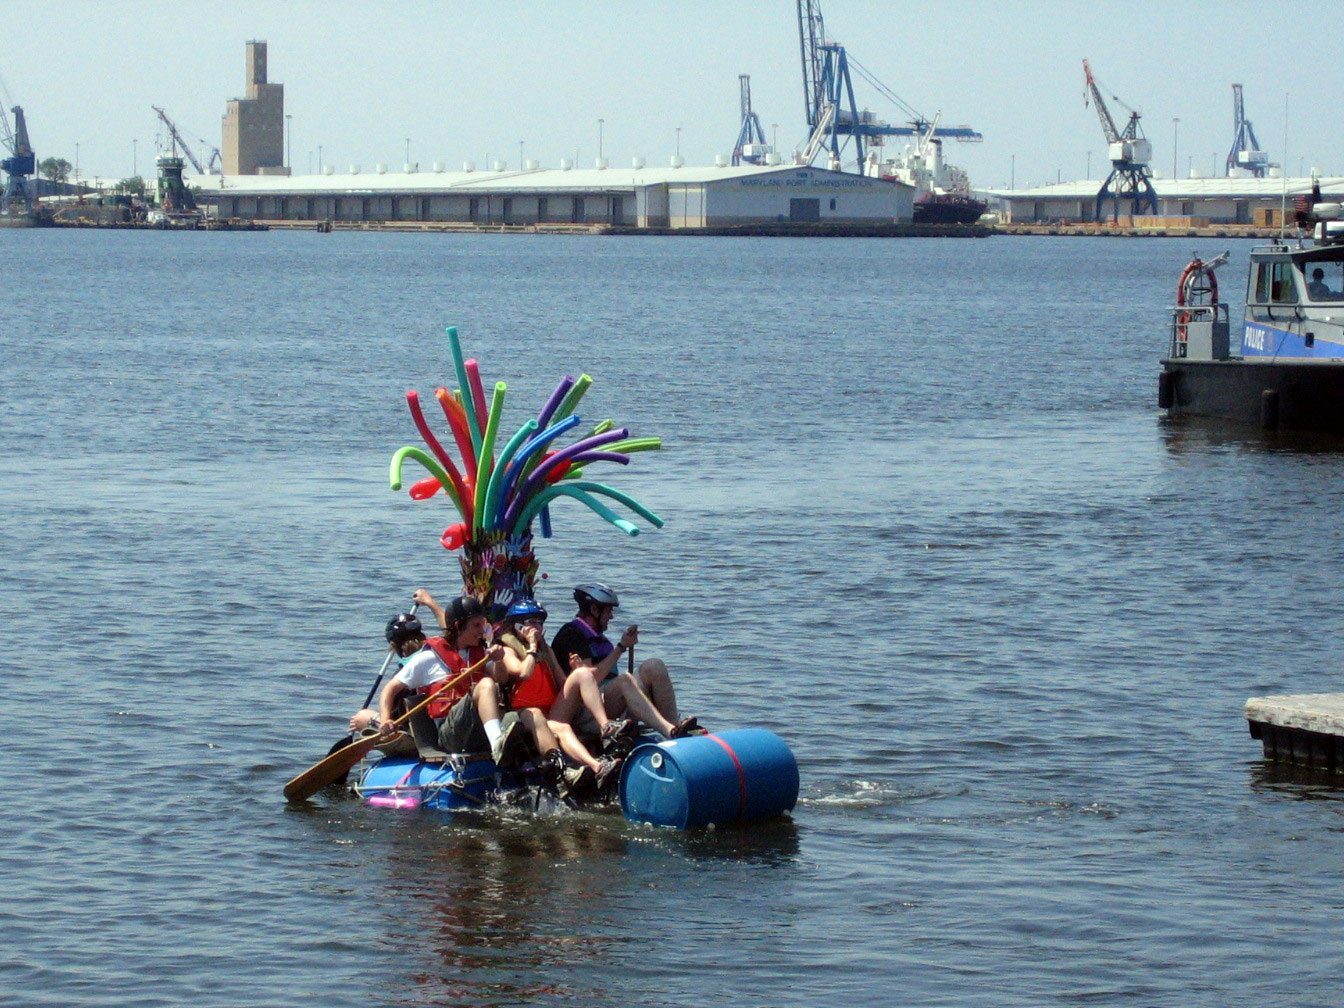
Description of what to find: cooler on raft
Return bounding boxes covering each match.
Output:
[355,755,495,811]
[619,728,799,829]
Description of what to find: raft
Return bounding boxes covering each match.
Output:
[352,728,800,828]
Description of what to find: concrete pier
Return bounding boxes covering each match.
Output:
[1246,693,1344,769]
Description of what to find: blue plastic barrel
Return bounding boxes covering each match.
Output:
[356,756,494,812]
[619,728,799,829]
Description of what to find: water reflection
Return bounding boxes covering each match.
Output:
[675,816,801,865]
[375,812,631,1005]
[1159,414,1344,455]
[1247,760,1344,799]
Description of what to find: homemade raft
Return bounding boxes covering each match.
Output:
[291,325,802,828]
[352,729,800,828]
[1246,693,1344,770]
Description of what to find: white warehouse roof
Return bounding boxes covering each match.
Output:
[195,162,911,195]
[985,176,1344,201]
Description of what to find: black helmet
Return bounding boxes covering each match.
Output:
[574,582,619,608]
[448,596,485,626]
[385,612,423,644]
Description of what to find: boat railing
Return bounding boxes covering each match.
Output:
[1169,301,1230,360]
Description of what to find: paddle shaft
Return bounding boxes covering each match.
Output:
[283,649,492,801]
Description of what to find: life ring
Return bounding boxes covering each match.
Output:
[1175,256,1220,346]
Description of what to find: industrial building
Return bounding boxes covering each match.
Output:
[985,176,1344,226]
[222,41,287,176]
[198,162,914,228]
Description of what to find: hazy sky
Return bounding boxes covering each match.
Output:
[2,0,1337,189]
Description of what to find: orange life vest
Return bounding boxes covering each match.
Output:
[501,633,559,712]
[419,638,488,719]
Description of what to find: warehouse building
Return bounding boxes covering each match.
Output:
[196,161,914,228]
[985,175,1344,225]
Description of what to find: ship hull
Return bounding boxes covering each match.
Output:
[1160,358,1344,432]
[912,195,987,225]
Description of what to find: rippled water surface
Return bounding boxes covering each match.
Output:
[5,229,1344,1006]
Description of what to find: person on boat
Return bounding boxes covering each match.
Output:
[494,597,623,792]
[550,582,702,740]
[350,599,563,777]
[1308,268,1337,301]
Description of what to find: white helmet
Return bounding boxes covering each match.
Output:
[574,582,619,607]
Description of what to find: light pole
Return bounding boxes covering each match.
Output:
[318,144,323,172]
[1086,150,1092,179]
[675,126,681,158]
[405,137,410,164]
[1172,117,1179,179]
[1010,153,1015,190]
[75,142,80,183]
[598,118,604,161]
[519,140,525,167]
[772,122,778,150]
[286,114,293,168]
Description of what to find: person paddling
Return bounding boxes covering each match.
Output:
[350,599,564,776]
[550,581,702,741]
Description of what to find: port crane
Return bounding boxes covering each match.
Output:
[1226,84,1270,178]
[1082,59,1157,221]
[152,105,220,175]
[732,74,771,166]
[0,74,35,215]
[795,0,981,172]
[0,103,35,214]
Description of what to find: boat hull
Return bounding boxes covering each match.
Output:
[1160,357,1344,432]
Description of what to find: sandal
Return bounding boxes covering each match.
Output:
[670,716,703,739]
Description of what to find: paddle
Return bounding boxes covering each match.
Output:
[283,650,491,801]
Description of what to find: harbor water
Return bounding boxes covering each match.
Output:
[5,229,1344,1007]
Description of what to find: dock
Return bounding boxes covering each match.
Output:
[1245,693,1344,769]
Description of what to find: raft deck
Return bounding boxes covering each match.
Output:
[1246,693,1344,770]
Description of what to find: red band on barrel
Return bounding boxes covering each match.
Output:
[704,732,747,820]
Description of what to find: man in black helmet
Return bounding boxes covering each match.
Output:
[351,596,568,775]
[550,581,700,740]
[347,611,450,761]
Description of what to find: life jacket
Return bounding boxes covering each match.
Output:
[418,638,488,719]
[499,632,559,712]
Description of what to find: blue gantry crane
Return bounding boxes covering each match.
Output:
[732,74,771,166]
[795,0,981,172]
[1225,84,1269,178]
[1082,59,1158,221]
[1,103,35,215]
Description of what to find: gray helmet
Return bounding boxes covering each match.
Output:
[574,582,619,608]
[385,612,423,644]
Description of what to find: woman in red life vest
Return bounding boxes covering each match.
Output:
[496,598,623,791]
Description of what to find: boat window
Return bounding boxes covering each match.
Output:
[1252,263,1272,303]
[1269,262,1299,303]
[1304,260,1344,302]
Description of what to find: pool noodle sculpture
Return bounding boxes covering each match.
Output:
[388,326,665,612]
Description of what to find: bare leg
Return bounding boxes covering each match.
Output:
[610,673,677,738]
[550,666,616,728]
[473,678,503,721]
[636,657,679,723]
[518,706,560,756]
[546,719,601,771]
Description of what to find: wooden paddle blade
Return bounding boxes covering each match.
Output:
[283,732,402,801]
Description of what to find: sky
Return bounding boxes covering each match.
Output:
[2,0,1339,190]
